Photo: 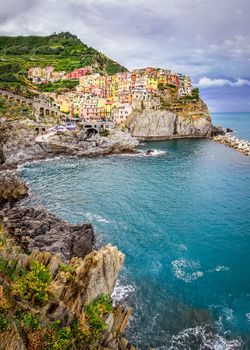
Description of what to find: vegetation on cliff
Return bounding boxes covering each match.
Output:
[0,226,116,349]
[0,32,127,92]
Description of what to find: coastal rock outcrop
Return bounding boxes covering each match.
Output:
[0,113,139,169]
[0,226,133,350]
[0,172,28,208]
[128,99,212,140]
[0,205,94,261]
[38,129,139,158]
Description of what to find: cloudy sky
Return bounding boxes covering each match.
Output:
[1,0,250,111]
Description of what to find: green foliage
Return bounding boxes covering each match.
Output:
[166,83,177,89]
[71,294,113,347]
[100,129,110,137]
[59,263,74,274]
[59,263,74,282]
[0,257,6,273]
[85,294,112,331]
[13,260,52,305]
[38,79,79,93]
[44,321,73,350]
[0,313,9,332]
[160,99,171,109]
[181,87,200,101]
[19,312,41,331]
[192,87,199,99]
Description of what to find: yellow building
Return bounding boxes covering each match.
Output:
[147,75,158,91]
[60,100,72,113]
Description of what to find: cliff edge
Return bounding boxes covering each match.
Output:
[128,90,212,140]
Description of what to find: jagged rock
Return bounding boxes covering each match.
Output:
[0,205,94,261]
[0,231,130,350]
[50,244,125,313]
[0,171,28,208]
[210,125,226,137]
[0,323,26,350]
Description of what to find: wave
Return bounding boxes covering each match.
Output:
[166,325,242,350]
[85,212,110,224]
[112,281,136,303]
[246,313,250,321]
[116,149,167,158]
[171,259,203,283]
[209,265,230,273]
[144,149,167,156]
[17,155,65,171]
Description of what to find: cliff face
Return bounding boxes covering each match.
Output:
[128,98,212,140]
[0,227,132,350]
[0,172,135,350]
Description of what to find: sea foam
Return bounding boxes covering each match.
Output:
[171,258,203,283]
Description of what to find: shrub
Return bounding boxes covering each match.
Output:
[85,294,112,333]
[0,314,9,332]
[71,294,113,347]
[13,260,52,305]
[44,321,73,350]
[15,312,41,332]
[59,263,74,274]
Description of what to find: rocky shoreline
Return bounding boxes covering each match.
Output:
[213,134,250,156]
[0,171,135,349]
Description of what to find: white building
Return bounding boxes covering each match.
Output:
[113,103,132,125]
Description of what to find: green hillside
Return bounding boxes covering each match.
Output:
[0,32,127,93]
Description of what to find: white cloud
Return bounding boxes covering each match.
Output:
[197,77,250,88]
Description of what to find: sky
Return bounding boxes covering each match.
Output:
[0,0,250,112]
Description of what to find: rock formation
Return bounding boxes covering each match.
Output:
[0,172,28,208]
[0,226,133,350]
[128,98,213,140]
[1,205,94,261]
[0,171,135,350]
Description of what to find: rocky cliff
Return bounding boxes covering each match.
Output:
[0,227,132,350]
[128,96,212,140]
[0,173,134,350]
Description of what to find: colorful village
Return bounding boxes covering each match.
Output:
[28,66,193,127]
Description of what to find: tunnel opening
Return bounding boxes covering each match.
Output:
[86,128,98,138]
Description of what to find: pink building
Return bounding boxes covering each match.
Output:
[66,67,92,80]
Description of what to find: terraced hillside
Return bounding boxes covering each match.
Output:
[0,32,127,93]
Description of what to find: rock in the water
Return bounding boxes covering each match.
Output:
[146,149,155,155]
[210,125,226,137]
[0,205,94,261]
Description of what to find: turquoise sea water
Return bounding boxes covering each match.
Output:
[21,113,250,349]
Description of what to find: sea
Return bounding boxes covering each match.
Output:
[21,112,250,349]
